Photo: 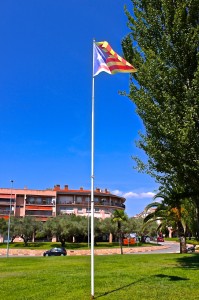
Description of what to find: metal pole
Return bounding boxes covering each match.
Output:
[91,39,95,299]
[88,198,90,248]
[6,180,14,258]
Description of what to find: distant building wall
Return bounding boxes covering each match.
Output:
[0,185,126,221]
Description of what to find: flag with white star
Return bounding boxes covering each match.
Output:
[93,41,137,77]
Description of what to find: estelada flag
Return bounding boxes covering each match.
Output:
[93,41,137,76]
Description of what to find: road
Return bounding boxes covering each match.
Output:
[0,241,181,257]
[132,241,180,255]
[150,241,180,254]
[125,241,180,255]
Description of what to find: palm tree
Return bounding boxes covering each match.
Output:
[143,201,177,237]
[112,210,128,255]
[143,188,194,253]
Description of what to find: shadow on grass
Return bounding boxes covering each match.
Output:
[176,253,199,269]
[94,278,144,299]
[155,274,189,281]
[95,258,192,299]
[95,273,189,299]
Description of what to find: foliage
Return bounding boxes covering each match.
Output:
[98,216,117,236]
[122,0,199,236]
[0,218,7,235]
[144,201,178,233]
[112,209,128,254]
[10,216,39,245]
[143,188,198,252]
[44,215,88,246]
[127,216,144,235]
[4,213,154,247]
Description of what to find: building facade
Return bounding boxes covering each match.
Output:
[0,184,126,221]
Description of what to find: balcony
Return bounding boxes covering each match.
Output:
[97,202,125,209]
[0,209,14,216]
[0,200,15,206]
[57,201,74,205]
[25,210,52,217]
[26,197,53,205]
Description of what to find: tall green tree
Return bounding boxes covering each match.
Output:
[128,217,144,236]
[10,216,39,246]
[0,218,7,234]
[98,217,117,242]
[112,210,128,254]
[143,192,197,252]
[44,215,88,247]
[122,0,199,234]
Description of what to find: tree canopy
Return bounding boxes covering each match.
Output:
[44,215,88,246]
[122,0,199,234]
[10,216,39,245]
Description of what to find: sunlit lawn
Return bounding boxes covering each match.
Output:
[0,253,199,299]
[0,241,152,250]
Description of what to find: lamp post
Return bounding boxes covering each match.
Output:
[6,180,14,258]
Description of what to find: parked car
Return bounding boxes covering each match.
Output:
[141,235,151,243]
[186,245,195,253]
[43,247,67,256]
[157,236,164,242]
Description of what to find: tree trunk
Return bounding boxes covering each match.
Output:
[194,203,199,239]
[167,227,173,238]
[109,232,113,243]
[119,232,123,255]
[32,231,35,242]
[177,221,186,253]
[180,236,187,253]
[22,236,28,246]
[117,221,123,255]
[60,238,66,247]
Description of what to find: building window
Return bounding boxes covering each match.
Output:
[26,197,53,205]
[27,197,35,204]
[35,198,42,204]
[58,196,73,204]
[85,197,90,203]
[59,207,74,215]
[43,198,52,205]
[60,206,73,211]
[76,196,82,204]
[26,210,52,216]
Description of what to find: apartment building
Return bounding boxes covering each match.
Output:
[0,184,126,221]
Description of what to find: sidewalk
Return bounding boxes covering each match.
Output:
[0,245,169,256]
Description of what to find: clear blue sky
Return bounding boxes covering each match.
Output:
[0,0,158,216]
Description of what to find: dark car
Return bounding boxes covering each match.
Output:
[141,235,151,243]
[43,247,67,256]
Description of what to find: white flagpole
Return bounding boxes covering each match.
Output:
[91,39,95,299]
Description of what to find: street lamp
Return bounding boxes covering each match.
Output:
[6,180,14,258]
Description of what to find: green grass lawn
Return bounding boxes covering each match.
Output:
[0,241,153,250]
[0,253,198,300]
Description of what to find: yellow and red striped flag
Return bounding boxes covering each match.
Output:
[93,41,137,76]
